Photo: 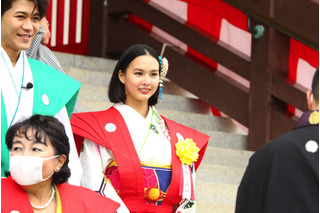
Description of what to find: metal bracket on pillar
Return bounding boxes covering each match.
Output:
[160,43,177,57]
[247,15,265,39]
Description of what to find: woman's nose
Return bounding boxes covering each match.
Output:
[143,75,151,84]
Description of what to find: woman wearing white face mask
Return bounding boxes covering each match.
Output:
[1,115,120,213]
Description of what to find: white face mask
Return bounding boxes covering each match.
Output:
[9,155,59,186]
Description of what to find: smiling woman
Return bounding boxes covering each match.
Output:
[71,44,210,212]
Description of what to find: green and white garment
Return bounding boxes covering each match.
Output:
[0,47,82,185]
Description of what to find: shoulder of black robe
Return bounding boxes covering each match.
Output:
[235,125,319,213]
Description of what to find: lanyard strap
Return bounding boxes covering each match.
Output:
[1,52,25,127]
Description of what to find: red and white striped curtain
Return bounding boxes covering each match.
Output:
[288,38,319,116]
[130,0,319,117]
[46,0,91,55]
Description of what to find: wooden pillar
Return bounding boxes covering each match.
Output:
[88,0,105,57]
[248,23,290,151]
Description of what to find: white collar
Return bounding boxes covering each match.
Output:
[113,103,153,121]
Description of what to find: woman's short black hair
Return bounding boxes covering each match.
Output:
[108,44,161,106]
[5,114,71,184]
[1,0,49,18]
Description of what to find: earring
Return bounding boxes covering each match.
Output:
[56,167,60,172]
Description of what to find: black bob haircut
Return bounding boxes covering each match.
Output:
[1,0,49,18]
[5,114,71,184]
[108,44,161,106]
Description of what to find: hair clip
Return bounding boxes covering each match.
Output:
[158,56,169,102]
[159,57,168,79]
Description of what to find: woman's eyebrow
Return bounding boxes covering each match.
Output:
[12,140,22,145]
[133,68,158,72]
[32,140,48,146]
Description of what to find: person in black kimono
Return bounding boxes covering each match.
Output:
[235,68,319,213]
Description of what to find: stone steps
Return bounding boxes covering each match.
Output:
[55,51,117,73]
[158,109,245,135]
[76,84,211,114]
[64,67,112,87]
[78,99,113,112]
[196,181,238,206]
[196,164,246,185]
[201,147,252,168]
[203,130,247,150]
[196,202,235,213]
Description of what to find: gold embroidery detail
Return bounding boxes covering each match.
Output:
[309,111,319,125]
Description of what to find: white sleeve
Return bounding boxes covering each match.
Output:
[80,138,114,190]
[80,139,130,213]
[55,106,82,186]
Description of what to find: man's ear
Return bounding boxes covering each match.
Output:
[306,90,313,110]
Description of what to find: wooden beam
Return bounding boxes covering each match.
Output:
[107,0,251,80]
[273,0,318,43]
[166,49,249,126]
[271,75,309,112]
[106,21,163,57]
[222,0,318,50]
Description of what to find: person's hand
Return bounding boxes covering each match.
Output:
[40,17,51,45]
